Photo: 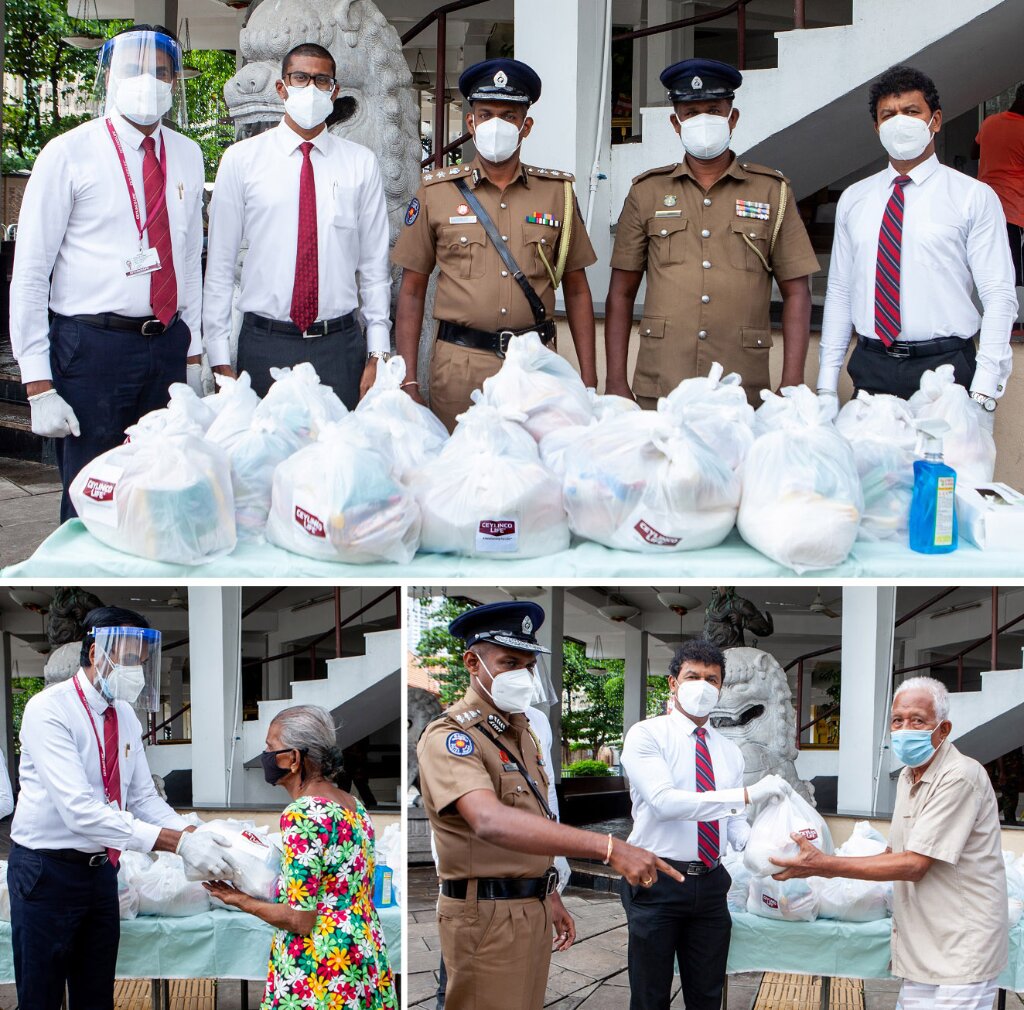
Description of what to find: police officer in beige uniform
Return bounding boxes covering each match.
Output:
[605,59,820,407]
[392,59,599,431]
[417,602,683,1010]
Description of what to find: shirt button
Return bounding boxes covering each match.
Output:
[500,202,508,209]
[501,270,509,277]
[516,785,523,792]
[644,328,652,335]
[660,229,668,236]
[702,295,711,304]
[501,234,509,241]
[704,197,712,207]
[698,330,708,339]
[541,238,547,245]
[500,308,508,314]
[701,229,711,238]
[749,232,757,239]
[459,236,467,244]
[702,260,711,269]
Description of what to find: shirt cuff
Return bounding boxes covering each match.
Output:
[184,321,202,358]
[717,786,748,814]
[204,337,232,369]
[970,366,1004,399]
[816,361,841,393]
[18,351,53,384]
[128,817,163,853]
[365,321,391,356]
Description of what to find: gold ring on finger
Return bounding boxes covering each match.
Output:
[642,877,653,887]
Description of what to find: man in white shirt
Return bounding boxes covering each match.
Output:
[620,638,790,1010]
[9,606,236,1010]
[817,65,1017,420]
[9,26,205,522]
[203,42,392,406]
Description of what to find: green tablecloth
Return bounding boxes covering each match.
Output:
[727,913,1024,991]
[0,905,402,983]
[6,521,1024,578]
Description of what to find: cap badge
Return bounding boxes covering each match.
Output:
[664,195,677,207]
[494,70,508,88]
[692,75,703,89]
[522,615,533,635]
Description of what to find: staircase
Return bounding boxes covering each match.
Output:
[939,668,1024,767]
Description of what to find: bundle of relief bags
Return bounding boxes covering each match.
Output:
[1006,851,1024,928]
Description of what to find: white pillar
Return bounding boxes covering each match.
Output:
[537,588,565,781]
[188,587,244,807]
[837,587,898,817]
[623,626,650,737]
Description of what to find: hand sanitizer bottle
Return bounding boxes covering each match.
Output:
[909,419,958,554]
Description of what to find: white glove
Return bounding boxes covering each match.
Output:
[28,388,81,438]
[973,399,996,435]
[746,774,792,806]
[816,388,840,423]
[176,828,234,880]
[186,362,204,397]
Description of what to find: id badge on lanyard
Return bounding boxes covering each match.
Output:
[72,675,120,809]
[106,117,165,277]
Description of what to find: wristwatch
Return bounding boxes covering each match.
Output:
[367,350,391,362]
[969,391,997,412]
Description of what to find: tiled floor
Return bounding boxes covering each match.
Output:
[0,458,61,568]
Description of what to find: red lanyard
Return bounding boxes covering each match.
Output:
[105,117,167,246]
[73,675,118,807]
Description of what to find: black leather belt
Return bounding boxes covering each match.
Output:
[441,868,558,900]
[437,319,557,357]
[663,857,721,876]
[242,311,357,338]
[30,846,109,867]
[72,312,180,336]
[856,334,972,359]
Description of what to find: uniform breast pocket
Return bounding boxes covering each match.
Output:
[439,225,487,280]
[332,185,360,231]
[498,771,534,809]
[729,218,771,272]
[522,221,558,280]
[645,216,688,266]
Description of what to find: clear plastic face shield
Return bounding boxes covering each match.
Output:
[91,626,162,711]
[470,643,558,713]
[94,30,187,129]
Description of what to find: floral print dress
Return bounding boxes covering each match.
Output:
[260,796,397,1010]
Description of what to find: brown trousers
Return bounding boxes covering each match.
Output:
[437,890,553,1010]
[428,339,503,433]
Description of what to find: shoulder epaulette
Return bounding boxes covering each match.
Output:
[525,165,575,182]
[739,161,791,185]
[631,163,678,185]
[421,164,474,186]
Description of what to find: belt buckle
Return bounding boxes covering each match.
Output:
[88,853,108,867]
[544,868,558,896]
[885,341,911,359]
[140,318,164,336]
[497,330,515,359]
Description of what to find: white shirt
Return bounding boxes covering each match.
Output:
[12,670,188,853]
[203,120,392,366]
[818,155,1018,399]
[9,115,205,383]
[621,707,750,861]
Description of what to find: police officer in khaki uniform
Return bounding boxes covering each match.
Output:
[605,58,820,407]
[417,602,683,1010]
[393,59,599,431]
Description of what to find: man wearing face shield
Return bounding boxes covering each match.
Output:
[817,65,1016,418]
[392,59,599,432]
[417,601,684,1010]
[9,606,237,1010]
[605,58,820,407]
[772,676,1007,1010]
[619,638,791,1010]
[203,42,392,406]
[9,26,205,522]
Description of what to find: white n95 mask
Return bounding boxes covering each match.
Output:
[679,113,732,160]
[676,678,720,719]
[97,664,146,704]
[113,74,173,126]
[878,114,935,161]
[477,655,537,714]
[472,117,524,164]
[285,85,335,130]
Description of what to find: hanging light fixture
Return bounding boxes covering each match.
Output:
[586,635,609,676]
[411,49,431,91]
[178,19,202,80]
[62,0,105,49]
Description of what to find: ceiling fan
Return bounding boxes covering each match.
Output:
[130,588,188,610]
[765,589,841,619]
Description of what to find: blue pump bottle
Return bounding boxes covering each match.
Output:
[909,419,957,554]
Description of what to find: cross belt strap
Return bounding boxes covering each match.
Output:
[474,725,556,820]
[454,178,548,328]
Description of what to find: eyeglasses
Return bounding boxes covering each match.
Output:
[284,71,337,92]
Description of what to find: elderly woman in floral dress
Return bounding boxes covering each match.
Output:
[205,705,396,1010]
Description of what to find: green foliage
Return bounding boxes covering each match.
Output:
[180,50,237,181]
[12,677,46,755]
[414,597,476,706]
[561,641,626,758]
[603,670,672,720]
[564,759,613,778]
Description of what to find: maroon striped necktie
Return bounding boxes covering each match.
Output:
[140,136,177,326]
[290,141,319,333]
[694,726,719,868]
[102,707,122,867]
[874,175,912,347]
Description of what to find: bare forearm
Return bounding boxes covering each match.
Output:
[603,293,636,385]
[153,827,185,853]
[564,277,597,387]
[236,894,317,935]
[815,851,929,882]
[474,806,606,860]
[779,280,812,386]
[394,277,428,373]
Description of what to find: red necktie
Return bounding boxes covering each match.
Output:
[140,136,177,326]
[102,707,122,867]
[694,727,720,868]
[874,175,912,347]
[290,141,319,333]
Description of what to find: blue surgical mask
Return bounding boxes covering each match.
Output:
[891,727,938,768]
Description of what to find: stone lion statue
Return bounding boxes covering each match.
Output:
[711,646,815,806]
[408,686,443,803]
[222,0,437,384]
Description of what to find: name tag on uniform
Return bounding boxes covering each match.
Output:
[736,200,771,220]
[449,215,478,224]
[125,247,161,276]
[655,210,682,218]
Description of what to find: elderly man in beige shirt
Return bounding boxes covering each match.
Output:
[772,675,1008,1010]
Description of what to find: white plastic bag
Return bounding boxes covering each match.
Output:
[117,875,140,921]
[835,391,917,542]
[253,362,348,443]
[478,332,593,440]
[184,820,281,900]
[739,386,863,572]
[70,433,236,565]
[563,410,740,552]
[409,403,569,558]
[813,822,891,922]
[136,856,211,917]
[743,790,834,877]
[659,363,756,472]
[747,877,819,921]
[538,424,591,481]
[266,422,420,564]
[204,371,261,446]
[908,364,996,484]
[589,389,641,422]
[722,846,752,914]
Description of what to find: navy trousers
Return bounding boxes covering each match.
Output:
[49,314,189,523]
[8,842,120,1010]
